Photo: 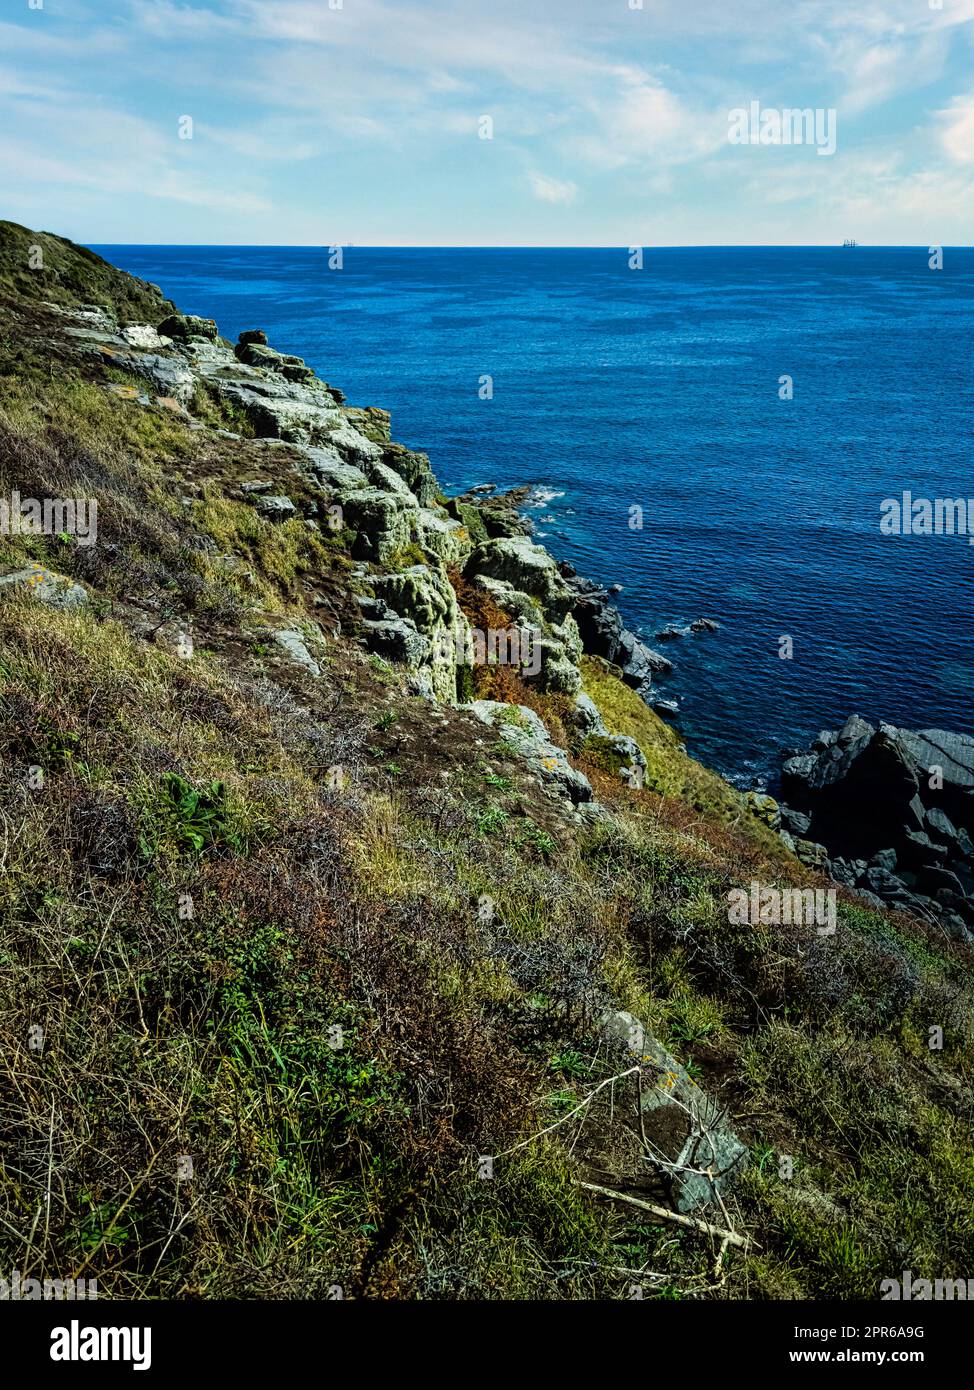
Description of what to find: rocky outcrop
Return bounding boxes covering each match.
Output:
[38,297,690,785]
[368,567,468,702]
[464,701,595,808]
[557,562,672,699]
[158,313,218,342]
[779,716,974,939]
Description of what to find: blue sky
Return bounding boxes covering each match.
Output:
[3,0,973,244]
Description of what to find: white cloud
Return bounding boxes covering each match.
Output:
[937,92,974,165]
[528,171,579,204]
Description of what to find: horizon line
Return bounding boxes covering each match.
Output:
[85,241,972,250]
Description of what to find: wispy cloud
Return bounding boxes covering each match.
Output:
[3,0,974,243]
[528,171,578,204]
[937,91,974,165]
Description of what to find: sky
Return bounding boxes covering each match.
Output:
[2,0,973,245]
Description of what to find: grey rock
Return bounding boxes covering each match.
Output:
[115,351,196,404]
[780,805,812,836]
[839,714,876,744]
[121,324,172,350]
[636,1030,748,1214]
[600,1010,645,1054]
[360,617,431,668]
[256,494,297,522]
[898,728,974,791]
[829,857,860,888]
[651,697,680,715]
[158,313,218,341]
[865,866,911,898]
[273,629,321,678]
[464,701,593,805]
[794,839,829,868]
[0,565,88,610]
[234,341,284,370]
[903,829,949,862]
[572,693,607,739]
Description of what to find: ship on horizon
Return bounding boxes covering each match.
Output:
[843,238,858,248]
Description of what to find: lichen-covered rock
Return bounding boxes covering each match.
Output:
[367,566,469,700]
[157,313,218,342]
[535,635,582,694]
[746,791,781,830]
[299,445,371,496]
[342,488,418,563]
[0,564,88,610]
[464,537,575,624]
[472,575,544,628]
[273,628,321,678]
[372,566,457,634]
[600,1011,748,1213]
[361,458,416,500]
[415,508,466,566]
[550,612,583,664]
[445,498,489,545]
[343,406,391,443]
[379,443,439,506]
[464,701,594,805]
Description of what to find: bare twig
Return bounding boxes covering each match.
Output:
[579,1181,750,1249]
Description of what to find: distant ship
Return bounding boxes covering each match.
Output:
[842,238,858,248]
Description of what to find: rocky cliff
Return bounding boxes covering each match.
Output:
[1,222,973,1301]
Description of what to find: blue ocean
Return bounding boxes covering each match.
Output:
[91,245,974,787]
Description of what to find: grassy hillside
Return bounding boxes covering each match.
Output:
[0,220,175,324]
[1,227,972,1299]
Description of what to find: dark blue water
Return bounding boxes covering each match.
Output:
[92,245,974,785]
